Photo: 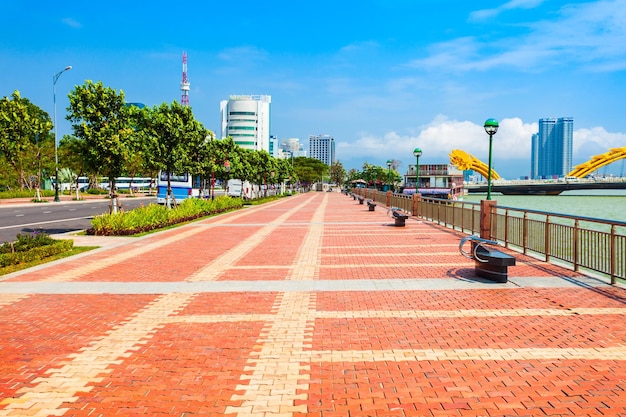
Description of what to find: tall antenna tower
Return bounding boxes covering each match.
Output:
[180,51,190,106]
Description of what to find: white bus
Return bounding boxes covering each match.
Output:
[110,177,154,191]
[156,172,201,204]
[54,176,155,192]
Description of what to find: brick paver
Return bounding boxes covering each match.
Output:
[1,192,624,416]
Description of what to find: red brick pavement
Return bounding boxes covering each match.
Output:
[0,191,624,417]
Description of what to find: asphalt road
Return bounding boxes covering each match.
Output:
[0,197,155,243]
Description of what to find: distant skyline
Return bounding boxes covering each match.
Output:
[2,0,626,179]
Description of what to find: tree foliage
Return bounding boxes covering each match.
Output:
[329,161,346,185]
[0,90,53,191]
[1,83,302,200]
[293,157,327,189]
[66,81,135,196]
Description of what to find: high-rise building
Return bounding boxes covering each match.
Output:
[280,138,307,158]
[531,117,573,179]
[309,134,335,166]
[220,95,271,152]
[269,135,278,158]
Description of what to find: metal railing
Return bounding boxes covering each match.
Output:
[352,188,626,284]
[490,206,626,284]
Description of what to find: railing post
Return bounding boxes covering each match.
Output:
[573,219,579,272]
[610,225,616,285]
[480,200,496,240]
[504,208,509,248]
[545,215,551,262]
[523,212,528,255]
[412,193,420,217]
[386,190,391,208]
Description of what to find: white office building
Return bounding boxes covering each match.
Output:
[309,134,335,166]
[220,95,271,152]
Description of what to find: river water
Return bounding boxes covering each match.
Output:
[463,190,626,223]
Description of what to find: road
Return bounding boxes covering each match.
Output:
[0,197,155,243]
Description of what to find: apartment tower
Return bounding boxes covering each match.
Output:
[309,134,335,166]
[531,117,573,179]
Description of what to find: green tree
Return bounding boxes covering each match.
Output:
[139,101,205,208]
[329,161,346,186]
[66,81,134,212]
[293,157,327,191]
[0,91,53,197]
[274,157,296,193]
[58,135,90,199]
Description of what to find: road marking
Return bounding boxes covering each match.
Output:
[0,217,90,230]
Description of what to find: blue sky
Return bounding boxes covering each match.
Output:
[2,0,626,179]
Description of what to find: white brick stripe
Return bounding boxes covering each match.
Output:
[311,346,626,362]
[0,293,195,417]
[187,195,319,282]
[225,194,328,416]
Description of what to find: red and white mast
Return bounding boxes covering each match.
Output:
[180,51,190,106]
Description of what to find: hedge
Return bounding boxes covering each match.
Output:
[0,239,74,268]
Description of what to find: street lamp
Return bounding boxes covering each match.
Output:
[53,65,72,202]
[413,147,422,191]
[386,159,392,191]
[484,118,499,200]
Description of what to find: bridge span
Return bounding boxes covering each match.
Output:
[466,179,626,195]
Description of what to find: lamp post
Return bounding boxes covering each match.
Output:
[413,147,422,191]
[53,65,72,202]
[483,118,499,200]
[386,160,392,191]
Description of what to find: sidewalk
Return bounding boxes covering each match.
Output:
[0,192,624,416]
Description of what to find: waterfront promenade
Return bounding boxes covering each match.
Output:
[1,191,625,416]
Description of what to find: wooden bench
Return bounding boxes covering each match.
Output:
[459,236,516,283]
[366,199,376,211]
[357,196,365,204]
[387,208,408,226]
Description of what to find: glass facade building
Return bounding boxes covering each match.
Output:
[531,117,573,179]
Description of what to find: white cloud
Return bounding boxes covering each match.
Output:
[62,18,82,28]
[574,126,626,154]
[217,46,268,63]
[338,116,537,162]
[338,116,625,177]
[469,0,546,21]
[413,0,626,73]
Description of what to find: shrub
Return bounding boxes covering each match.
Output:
[88,196,243,236]
[0,190,55,199]
[0,232,57,254]
[85,188,108,195]
[0,232,73,267]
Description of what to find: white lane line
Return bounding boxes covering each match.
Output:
[0,217,90,230]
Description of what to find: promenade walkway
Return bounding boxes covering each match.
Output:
[0,191,624,417]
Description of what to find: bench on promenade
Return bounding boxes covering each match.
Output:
[387,207,408,226]
[357,196,365,204]
[366,199,376,211]
[459,235,516,283]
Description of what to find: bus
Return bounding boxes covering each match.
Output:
[156,172,201,204]
[54,176,155,192]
